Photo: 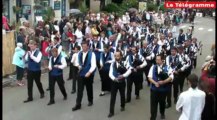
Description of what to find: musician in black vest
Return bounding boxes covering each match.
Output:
[47,48,67,105]
[125,47,147,102]
[67,36,80,81]
[99,45,115,96]
[177,29,185,45]
[177,45,191,92]
[72,41,96,111]
[70,46,81,94]
[151,38,162,64]
[108,50,132,118]
[166,47,183,105]
[148,55,174,120]
[45,37,62,91]
[139,41,155,86]
[24,40,45,103]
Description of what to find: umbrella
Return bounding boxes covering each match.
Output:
[128,8,138,13]
[66,9,81,14]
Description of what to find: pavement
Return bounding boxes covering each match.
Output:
[3,17,215,120]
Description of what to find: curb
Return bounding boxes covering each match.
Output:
[2,68,48,88]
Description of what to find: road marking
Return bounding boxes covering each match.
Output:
[208,29,213,32]
[198,28,204,30]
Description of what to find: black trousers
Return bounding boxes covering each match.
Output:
[110,80,126,114]
[50,74,67,102]
[68,63,73,79]
[27,70,44,99]
[173,73,186,101]
[166,85,172,105]
[144,63,152,86]
[150,90,167,120]
[48,71,51,89]
[127,72,141,101]
[76,75,94,106]
[191,57,197,69]
[100,69,111,92]
[72,65,78,92]
[16,66,24,80]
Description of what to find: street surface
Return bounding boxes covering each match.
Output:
[3,17,215,120]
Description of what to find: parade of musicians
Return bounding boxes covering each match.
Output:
[2,0,216,120]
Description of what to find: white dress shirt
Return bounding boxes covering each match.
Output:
[100,52,115,67]
[25,49,42,63]
[71,52,79,66]
[176,87,205,120]
[148,64,174,81]
[109,61,132,81]
[48,56,67,70]
[74,29,83,44]
[125,54,147,69]
[75,51,96,73]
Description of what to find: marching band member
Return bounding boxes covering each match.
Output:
[165,47,183,105]
[45,37,62,91]
[70,46,81,94]
[99,45,115,96]
[24,40,45,103]
[47,48,67,105]
[139,41,154,86]
[151,37,162,64]
[177,29,185,45]
[125,46,147,102]
[108,50,132,118]
[146,28,155,44]
[72,41,96,111]
[148,54,174,120]
[189,37,201,69]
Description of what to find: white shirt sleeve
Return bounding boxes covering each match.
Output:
[109,62,116,81]
[58,57,67,69]
[166,56,170,66]
[123,68,132,78]
[176,93,184,112]
[30,51,42,63]
[88,52,97,73]
[58,45,62,55]
[48,57,52,70]
[139,56,147,68]
[148,65,154,78]
[167,66,174,81]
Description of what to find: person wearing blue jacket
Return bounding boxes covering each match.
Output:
[23,40,45,103]
[12,43,26,86]
[148,54,174,120]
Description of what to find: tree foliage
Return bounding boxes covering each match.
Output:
[42,7,55,24]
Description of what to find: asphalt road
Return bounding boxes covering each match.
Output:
[3,17,215,120]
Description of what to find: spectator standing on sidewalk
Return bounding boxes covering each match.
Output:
[12,43,26,86]
[176,74,205,120]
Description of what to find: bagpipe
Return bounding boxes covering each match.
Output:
[132,55,143,68]
[116,62,127,82]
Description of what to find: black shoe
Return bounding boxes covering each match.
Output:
[88,102,93,106]
[46,88,50,91]
[23,99,33,103]
[71,90,76,94]
[99,92,105,96]
[120,107,125,111]
[40,94,45,99]
[136,96,140,99]
[47,101,55,105]
[166,103,171,109]
[160,114,165,119]
[72,105,81,111]
[63,95,67,100]
[108,113,114,118]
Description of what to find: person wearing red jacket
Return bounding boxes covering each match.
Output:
[200,59,216,95]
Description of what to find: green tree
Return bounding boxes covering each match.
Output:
[42,7,55,24]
